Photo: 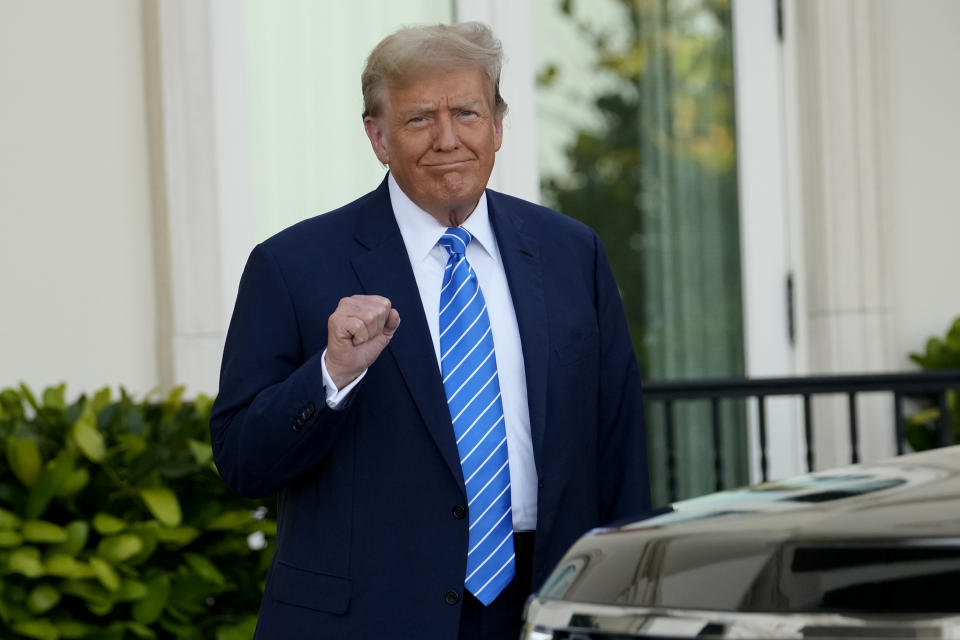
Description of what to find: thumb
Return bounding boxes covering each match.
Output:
[383,309,401,339]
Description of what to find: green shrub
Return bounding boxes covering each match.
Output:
[0,384,274,640]
[906,317,960,451]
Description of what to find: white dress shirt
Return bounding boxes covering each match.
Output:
[321,174,537,530]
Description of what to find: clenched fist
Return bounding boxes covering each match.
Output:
[325,295,401,390]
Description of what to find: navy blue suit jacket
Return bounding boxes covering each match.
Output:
[211,177,651,638]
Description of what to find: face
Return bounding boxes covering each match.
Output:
[364,67,503,226]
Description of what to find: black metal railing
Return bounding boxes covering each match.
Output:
[643,370,960,502]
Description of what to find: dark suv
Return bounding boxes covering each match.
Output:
[522,446,960,639]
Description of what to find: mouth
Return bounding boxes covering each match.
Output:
[422,159,474,169]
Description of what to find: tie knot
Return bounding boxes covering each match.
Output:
[438,227,472,258]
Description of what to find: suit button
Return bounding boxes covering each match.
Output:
[444,590,460,605]
[304,403,315,418]
[452,505,466,520]
[292,417,304,431]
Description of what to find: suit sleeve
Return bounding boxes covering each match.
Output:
[210,243,354,498]
[593,233,653,522]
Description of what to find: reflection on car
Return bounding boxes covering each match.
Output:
[522,445,960,639]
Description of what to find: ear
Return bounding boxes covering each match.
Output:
[364,116,390,164]
[492,111,504,152]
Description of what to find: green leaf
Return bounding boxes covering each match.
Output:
[86,595,116,616]
[159,619,202,640]
[92,513,127,535]
[25,450,74,519]
[89,557,120,591]
[41,384,66,411]
[184,553,225,586]
[83,623,126,639]
[126,621,157,639]
[26,585,60,615]
[207,510,253,530]
[9,547,45,578]
[0,529,23,547]
[0,388,24,416]
[139,488,182,527]
[96,534,144,564]
[117,433,147,461]
[125,408,145,435]
[55,468,89,498]
[54,620,89,639]
[64,400,84,429]
[18,383,41,414]
[131,575,170,625]
[908,407,941,426]
[126,523,159,566]
[194,394,214,422]
[45,554,95,579]
[906,419,937,452]
[21,521,68,544]
[187,438,213,465]
[166,386,186,411]
[155,526,200,546]
[115,578,149,602]
[59,579,109,603]
[216,615,258,640]
[50,520,89,556]
[91,388,112,414]
[11,618,59,640]
[0,506,22,529]
[70,415,106,463]
[0,594,13,625]
[6,436,42,488]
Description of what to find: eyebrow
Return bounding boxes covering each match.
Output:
[451,99,482,111]
[400,100,484,120]
[401,104,436,119]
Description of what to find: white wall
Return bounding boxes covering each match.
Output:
[242,0,454,241]
[739,0,960,476]
[882,0,960,363]
[1,0,957,410]
[0,1,158,395]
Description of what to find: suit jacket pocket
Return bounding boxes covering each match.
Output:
[270,561,352,614]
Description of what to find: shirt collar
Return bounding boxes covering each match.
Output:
[388,173,498,263]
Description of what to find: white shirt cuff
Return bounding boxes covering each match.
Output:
[320,348,366,409]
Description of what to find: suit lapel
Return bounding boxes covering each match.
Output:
[350,179,466,491]
[487,191,549,467]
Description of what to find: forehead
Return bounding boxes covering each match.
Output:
[385,67,493,112]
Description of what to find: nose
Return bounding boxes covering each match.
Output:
[433,112,459,151]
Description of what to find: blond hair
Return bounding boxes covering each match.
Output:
[361,22,507,118]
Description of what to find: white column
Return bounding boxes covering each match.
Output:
[143,0,254,394]
[456,0,540,203]
[786,0,896,467]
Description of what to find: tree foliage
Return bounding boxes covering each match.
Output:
[540,0,740,377]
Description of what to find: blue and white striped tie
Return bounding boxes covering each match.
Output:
[438,227,515,606]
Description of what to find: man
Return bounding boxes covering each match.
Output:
[211,22,650,639]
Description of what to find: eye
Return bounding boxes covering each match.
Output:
[458,110,478,119]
